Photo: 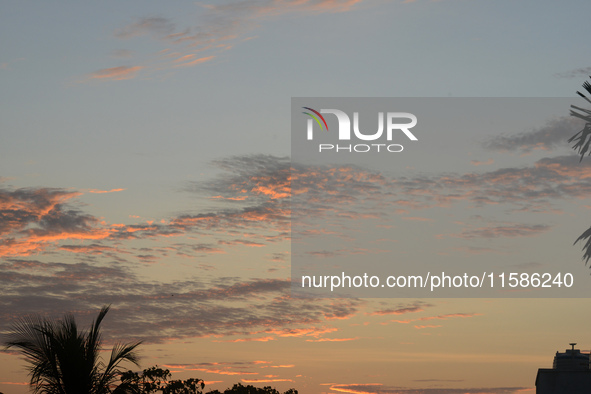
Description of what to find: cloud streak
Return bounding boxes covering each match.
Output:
[88,66,144,80]
[327,384,529,394]
[483,116,582,154]
[91,1,367,80]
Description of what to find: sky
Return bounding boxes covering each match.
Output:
[2,0,591,393]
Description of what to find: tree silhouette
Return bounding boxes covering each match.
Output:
[205,383,298,394]
[569,79,591,161]
[569,77,591,263]
[114,366,205,394]
[4,305,141,394]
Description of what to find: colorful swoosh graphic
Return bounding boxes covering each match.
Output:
[302,107,329,131]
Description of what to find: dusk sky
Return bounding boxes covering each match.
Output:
[2,1,591,393]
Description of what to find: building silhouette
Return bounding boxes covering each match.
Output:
[536,343,591,393]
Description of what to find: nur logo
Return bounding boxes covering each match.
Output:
[302,107,418,153]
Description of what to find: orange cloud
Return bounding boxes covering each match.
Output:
[328,383,383,394]
[88,188,125,194]
[471,159,494,166]
[418,313,482,321]
[203,381,224,385]
[305,337,358,342]
[195,370,258,376]
[173,55,215,68]
[414,325,442,330]
[402,216,434,222]
[89,66,143,80]
[174,54,197,62]
[370,304,430,316]
[241,379,294,383]
[264,327,338,338]
[214,336,275,343]
[58,244,121,255]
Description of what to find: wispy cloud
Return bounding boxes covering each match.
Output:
[327,384,529,394]
[390,313,482,325]
[370,303,433,316]
[1,261,362,344]
[88,66,144,81]
[470,159,494,166]
[90,1,367,80]
[482,116,582,154]
[445,223,551,239]
[414,324,442,329]
[0,188,112,257]
[87,188,125,194]
[3,153,588,264]
[241,378,294,383]
[172,55,215,68]
[554,67,591,79]
[114,16,175,39]
[305,337,358,342]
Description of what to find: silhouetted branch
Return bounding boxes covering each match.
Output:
[574,225,591,265]
[569,78,591,161]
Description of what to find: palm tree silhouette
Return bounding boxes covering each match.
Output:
[569,77,591,264]
[4,305,141,394]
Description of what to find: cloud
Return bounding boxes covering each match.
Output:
[3,153,589,271]
[413,379,465,382]
[172,55,215,68]
[0,257,362,344]
[390,313,482,325]
[262,327,337,338]
[447,223,551,239]
[218,239,266,247]
[414,324,442,329]
[0,156,292,262]
[204,0,364,16]
[370,303,433,316]
[241,379,294,383]
[2,152,587,346]
[100,1,366,78]
[89,66,143,80]
[482,116,582,154]
[111,49,134,58]
[0,188,112,257]
[417,313,482,321]
[470,159,494,166]
[327,384,529,394]
[214,336,276,343]
[305,337,358,342]
[114,17,175,39]
[57,243,122,254]
[554,67,591,79]
[87,188,125,194]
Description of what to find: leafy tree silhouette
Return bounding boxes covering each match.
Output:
[205,383,297,394]
[114,366,205,394]
[4,305,141,394]
[569,77,591,263]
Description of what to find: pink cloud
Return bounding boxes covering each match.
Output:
[89,66,143,80]
[172,55,215,68]
[87,188,125,194]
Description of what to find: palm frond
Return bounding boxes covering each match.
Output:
[96,341,142,394]
[569,77,591,161]
[574,225,591,264]
[3,306,142,394]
